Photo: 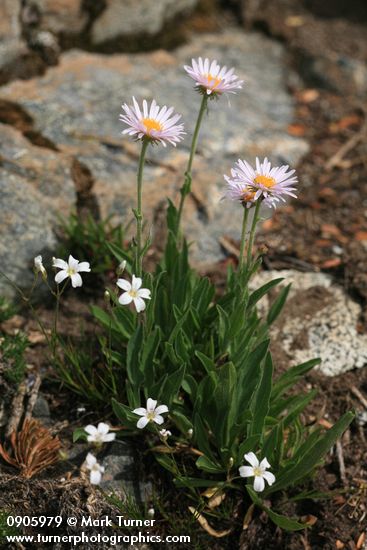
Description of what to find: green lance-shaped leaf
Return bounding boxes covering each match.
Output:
[126,324,144,387]
[271,358,321,400]
[246,487,309,531]
[196,455,224,474]
[72,427,88,443]
[249,352,273,437]
[247,278,284,310]
[267,283,291,325]
[112,398,141,429]
[267,411,354,493]
[106,242,131,265]
[158,365,186,406]
[195,350,215,374]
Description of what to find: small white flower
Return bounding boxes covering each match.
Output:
[120,97,185,147]
[52,254,91,288]
[184,57,243,97]
[159,428,172,439]
[239,452,276,492]
[34,255,47,278]
[224,157,298,209]
[187,428,193,438]
[117,275,151,313]
[133,398,169,429]
[85,453,105,485]
[147,508,155,519]
[84,422,116,445]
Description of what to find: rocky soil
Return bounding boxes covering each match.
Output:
[0,1,367,548]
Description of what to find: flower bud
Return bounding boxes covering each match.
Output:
[159,429,171,440]
[104,290,111,304]
[117,260,127,275]
[147,508,155,519]
[34,255,47,280]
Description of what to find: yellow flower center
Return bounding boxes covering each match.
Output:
[142,118,162,134]
[67,267,76,276]
[129,289,138,298]
[205,74,222,89]
[254,174,276,188]
[147,411,156,421]
[253,466,262,477]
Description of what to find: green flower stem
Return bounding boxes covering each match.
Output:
[52,279,68,354]
[238,206,249,271]
[135,139,149,276]
[246,200,261,266]
[176,94,208,235]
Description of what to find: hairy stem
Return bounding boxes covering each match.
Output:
[238,207,249,271]
[247,200,261,266]
[135,139,149,276]
[176,94,208,235]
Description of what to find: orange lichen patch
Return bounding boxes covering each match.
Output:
[0,418,61,478]
[149,50,176,67]
[254,174,276,188]
[142,118,162,134]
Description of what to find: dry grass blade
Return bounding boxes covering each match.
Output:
[188,506,232,538]
[0,418,61,478]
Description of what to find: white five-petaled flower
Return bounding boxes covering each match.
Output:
[52,255,91,287]
[224,157,298,209]
[34,255,47,278]
[239,452,276,492]
[84,422,116,445]
[119,97,185,147]
[117,275,151,313]
[85,453,105,485]
[133,398,169,429]
[159,428,172,439]
[184,57,243,97]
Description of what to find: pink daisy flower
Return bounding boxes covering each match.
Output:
[184,57,243,97]
[224,157,298,208]
[119,97,185,147]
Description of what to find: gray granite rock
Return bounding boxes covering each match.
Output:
[0,0,22,42]
[100,441,152,504]
[251,270,367,376]
[33,394,51,424]
[26,0,89,37]
[0,29,308,266]
[0,123,76,297]
[240,0,367,97]
[0,1,28,84]
[91,0,198,46]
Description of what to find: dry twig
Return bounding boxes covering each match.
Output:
[350,386,367,409]
[325,118,367,171]
[6,380,27,437]
[25,374,42,419]
[336,440,347,487]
